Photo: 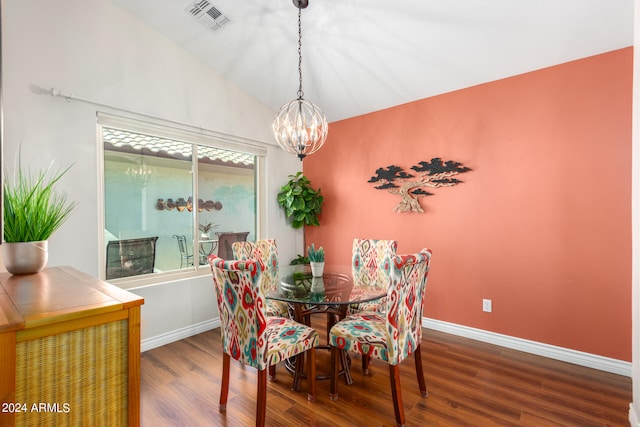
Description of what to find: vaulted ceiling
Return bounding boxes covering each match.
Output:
[111,0,633,122]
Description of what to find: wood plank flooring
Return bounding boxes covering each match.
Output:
[140,318,631,426]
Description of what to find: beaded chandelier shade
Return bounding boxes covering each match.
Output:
[273,0,328,160]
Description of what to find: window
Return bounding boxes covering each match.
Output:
[99,114,265,286]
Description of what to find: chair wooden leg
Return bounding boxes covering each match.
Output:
[389,364,406,427]
[268,364,276,381]
[219,353,230,411]
[307,348,317,402]
[362,354,370,375]
[414,344,428,397]
[330,346,339,401]
[256,369,267,427]
[292,353,304,392]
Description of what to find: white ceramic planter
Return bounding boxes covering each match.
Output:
[310,261,324,277]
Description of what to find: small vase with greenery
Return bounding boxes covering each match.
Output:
[277,171,323,229]
[198,222,218,239]
[307,243,325,263]
[3,158,77,274]
[307,243,325,277]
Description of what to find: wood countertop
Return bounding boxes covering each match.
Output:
[0,266,144,334]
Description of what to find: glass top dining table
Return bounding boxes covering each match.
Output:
[266,264,387,387]
[266,264,387,310]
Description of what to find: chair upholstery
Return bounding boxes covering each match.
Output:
[232,240,287,317]
[330,249,432,427]
[208,255,318,426]
[172,234,194,268]
[216,231,250,259]
[351,238,398,313]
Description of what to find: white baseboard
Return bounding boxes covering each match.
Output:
[423,317,632,377]
[141,318,220,352]
[631,404,640,427]
[141,316,630,377]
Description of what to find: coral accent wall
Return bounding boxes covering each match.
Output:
[304,48,633,361]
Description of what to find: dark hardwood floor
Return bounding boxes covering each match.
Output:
[140,317,631,426]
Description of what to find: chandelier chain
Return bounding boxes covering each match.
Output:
[273,0,328,160]
[297,6,304,99]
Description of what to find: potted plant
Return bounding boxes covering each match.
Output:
[198,222,218,239]
[3,158,77,274]
[277,172,324,229]
[307,243,325,277]
[290,254,310,265]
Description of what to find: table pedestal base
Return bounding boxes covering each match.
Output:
[285,305,354,390]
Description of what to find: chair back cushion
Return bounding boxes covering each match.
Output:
[231,240,254,261]
[232,240,284,317]
[232,240,279,292]
[208,255,268,369]
[386,249,432,364]
[351,238,398,291]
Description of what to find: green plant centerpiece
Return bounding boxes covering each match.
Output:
[307,243,325,263]
[3,158,77,274]
[277,172,324,229]
[307,243,325,277]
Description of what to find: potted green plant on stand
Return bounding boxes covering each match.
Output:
[277,172,323,229]
[3,159,77,275]
[307,243,325,277]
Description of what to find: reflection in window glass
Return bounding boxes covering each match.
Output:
[102,126,256,280]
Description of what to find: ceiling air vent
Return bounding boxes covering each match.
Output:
[185,0,231,32]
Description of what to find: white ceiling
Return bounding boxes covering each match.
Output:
[111,0,634,122]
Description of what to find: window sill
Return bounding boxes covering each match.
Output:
[106,266,212,291]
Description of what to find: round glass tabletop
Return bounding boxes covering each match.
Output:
[267,265,387,306]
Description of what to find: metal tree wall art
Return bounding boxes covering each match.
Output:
[368,157,471,213]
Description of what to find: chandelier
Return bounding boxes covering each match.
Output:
[125,155,155,187]
[273,0,328,160]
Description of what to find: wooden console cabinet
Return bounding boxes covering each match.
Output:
[0,266,144,427]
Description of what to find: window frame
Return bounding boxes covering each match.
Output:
[97,112,267,289]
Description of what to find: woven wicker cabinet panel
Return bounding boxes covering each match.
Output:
[15,320,128,427]
[0,267,144,427]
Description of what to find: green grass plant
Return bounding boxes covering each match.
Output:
[4,159,77,243]
[307,243,325,263]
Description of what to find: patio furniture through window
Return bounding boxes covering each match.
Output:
[106,237,159,280]
[216,231,250,260]
[172,234,194,268]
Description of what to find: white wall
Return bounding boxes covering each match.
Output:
[2,0,303,344]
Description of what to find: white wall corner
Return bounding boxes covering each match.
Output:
[141,318,220,352]
[631,403,640,427]
[423,317,631,377]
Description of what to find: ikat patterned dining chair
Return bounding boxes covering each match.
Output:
[208,255,319,427]
[232,240,287,317]
[232,240,289,380]
[351,238,398,373]
[329,249,432,427]
[351,238,398,313]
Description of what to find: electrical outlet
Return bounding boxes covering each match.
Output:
[483,299,492,313]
